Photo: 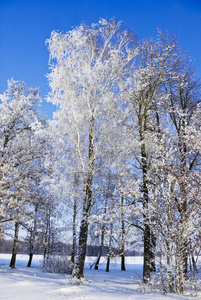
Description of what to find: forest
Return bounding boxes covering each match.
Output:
[0,19,200,294]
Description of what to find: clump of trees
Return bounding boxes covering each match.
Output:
[0,19,200,294]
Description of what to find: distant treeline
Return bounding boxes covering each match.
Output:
[0,239,142,256]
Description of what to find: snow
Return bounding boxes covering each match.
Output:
[0,254,199,300]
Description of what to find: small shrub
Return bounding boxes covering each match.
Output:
[42,255,73,274]
[68,277,90,286]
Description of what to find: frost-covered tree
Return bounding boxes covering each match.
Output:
[0,79,43,226]
[152,65,201,292]
[166,65,200,279]
[122,31,186,283]
[46,18,138,279]
[0,79,52,268]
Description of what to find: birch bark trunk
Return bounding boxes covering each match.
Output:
[10,222,19,269]
[72,116,95,279]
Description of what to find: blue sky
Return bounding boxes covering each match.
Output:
[0,0,201,118]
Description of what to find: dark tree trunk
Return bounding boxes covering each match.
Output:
[44,207,51,260]
[27,237,34,267]
[121,254,126,271]
[27,253,33,268]
[72,212,89,278]
[71,195,77,266]
[141,142,151,283]
[106,255,110,272]
[94,254,101,270]
[27,206,38,267]
[179,133,188,281]
[143,220,151,283]
[192,254,197,274]
[138,109,151,284]
[10,222,19,269]
[106,223,113,273]
[150,233,156,272]
[72,116,95,279]
[94,199,107,270]
[121,195,126,271]
[43,207,52,270]
[189,243,197,274]
[181,239,188,280]
[94,227,104,270]
[150,174,157,273]
[174,113,195,283]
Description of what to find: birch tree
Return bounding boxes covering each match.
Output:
[46,18,138,279]
[0,79,43,227]
[122,31,184,283]
[0,79,51,268]
[155,65,201,292]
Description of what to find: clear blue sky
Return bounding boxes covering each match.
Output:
[0,0,201,118]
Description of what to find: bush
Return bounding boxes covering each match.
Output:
[42,255,73,274]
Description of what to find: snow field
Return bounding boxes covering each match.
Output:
[0,254,199,300]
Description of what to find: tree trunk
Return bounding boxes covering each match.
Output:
[121,254,126,271]
[71,195,77,266]
[27,206,38,267]
[166,241,174,292]
[179,166,188,280]
[10,222,19,269]
[189,243,197,275]
[150,172,158,273]
[72,212,89,278]
[72,116,95,279]
[150,233,156,272]
[27,253,33,268]
[94,197,107,270]
[121,195,126,271]
[138,108,151,284]
[176,117,189,282]
[43,207,51,270]
[141,142,151,283]
[106,255,110,272]
[106,223,113,272]
[27,237,34,267]
[143,220,151,283]
[94,226,104,270]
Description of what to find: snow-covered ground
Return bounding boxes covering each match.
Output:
[0,254,199,300]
